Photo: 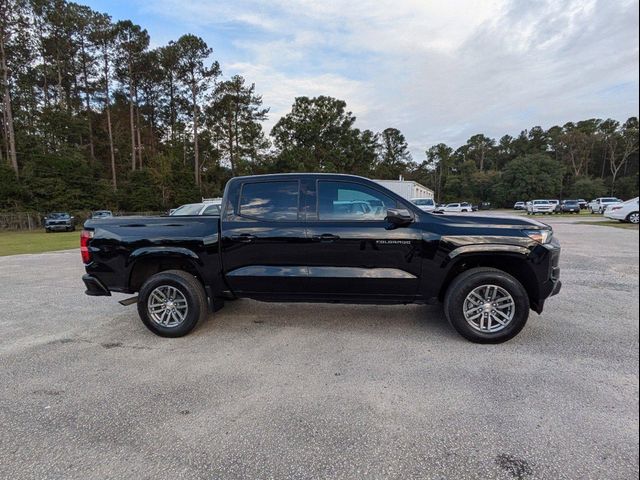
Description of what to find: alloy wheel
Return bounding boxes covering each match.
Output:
[463,284,515,333]
[147,285,189,327]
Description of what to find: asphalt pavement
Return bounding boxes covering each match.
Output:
[0,214,638,479]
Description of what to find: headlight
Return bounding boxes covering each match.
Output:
[523,229,553,244]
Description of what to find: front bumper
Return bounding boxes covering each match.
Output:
[46,224,72,230]
[82,274,111,296]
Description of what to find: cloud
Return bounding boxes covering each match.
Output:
[138,0,638,158]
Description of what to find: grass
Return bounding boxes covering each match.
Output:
[575,221,639,230]
[0,230,80,256]
[512,210,590,217]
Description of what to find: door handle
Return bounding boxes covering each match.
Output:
[312,234,340,242]
[231,234,256,243]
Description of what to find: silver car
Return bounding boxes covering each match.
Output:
[411,198,436,212]
[170,202,222,216]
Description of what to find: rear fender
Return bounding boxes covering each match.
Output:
[127,247,204,292]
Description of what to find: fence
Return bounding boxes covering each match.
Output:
[0,211,164,231]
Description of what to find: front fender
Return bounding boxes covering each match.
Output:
[444,244,531,266]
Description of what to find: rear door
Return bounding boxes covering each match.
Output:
[220,179,308,296]
[303,179,422,301]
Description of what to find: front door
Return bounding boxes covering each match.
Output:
[304,179,423,301]
[220,179,308,297]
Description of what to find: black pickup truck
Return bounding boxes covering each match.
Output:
[81,173,561,343]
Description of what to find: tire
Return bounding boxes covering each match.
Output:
[444,267,530,344]
[137,269,208,337]
[45,228,51,233]
[627,212,639,224]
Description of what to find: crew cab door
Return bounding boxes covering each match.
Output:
[220,179,308,296]
[303,179,422,301]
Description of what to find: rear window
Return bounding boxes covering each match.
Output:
[171,204,204,216]
[202,204,221,216]
[414,199,434,206]
[602,198,618,203]
[239,181,299,221]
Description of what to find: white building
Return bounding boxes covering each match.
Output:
[374,176,434,201]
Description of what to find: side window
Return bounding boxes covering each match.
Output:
[317,181,398,221]
[202,204,221,216]
[239,181,299,221]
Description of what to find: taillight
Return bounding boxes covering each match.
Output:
[80,229,94,264]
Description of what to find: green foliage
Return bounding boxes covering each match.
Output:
[0,165,26,209]
[567,177,607,200]
[1,0,638,218]
[270,96,375,176]
[19,150,112,212]
[496,154,565,202]
[375,128,412,179]
[613,175,639,199]
[117,170,159,211]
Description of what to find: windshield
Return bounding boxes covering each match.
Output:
[48,212,69,219]
[533,201,550,205]
[602,198,618,203]
[414,199,434,206]
[564,201,579,205]
[170,204,204,216]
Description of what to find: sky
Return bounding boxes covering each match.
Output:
[84,0,639,159]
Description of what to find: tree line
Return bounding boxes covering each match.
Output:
[1,0,638,213]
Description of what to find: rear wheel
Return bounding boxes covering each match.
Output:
[444,267,530,344]
[137,270,208,337]
[627,212,639,224]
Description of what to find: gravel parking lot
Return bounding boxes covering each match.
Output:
[1,215,638,480]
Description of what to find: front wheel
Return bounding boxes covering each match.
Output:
[444,267,530,344]
[137,270,208,337]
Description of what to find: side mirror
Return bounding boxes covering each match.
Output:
[386,208,413,227]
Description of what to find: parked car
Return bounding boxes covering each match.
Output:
[560,200,581,214]
[435,202,473,213]
[170,201,222,216]
[548,200,561,214]
[44,212,75,232]
[411,198,436,213]
[477,202,491,211]
[81,173,562,344]
[604,197,639,224]
[588,197,622,214]
[527,200,555,215]
[577,199,588,210]
[91,210,113,219]
[514,202,526,210]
